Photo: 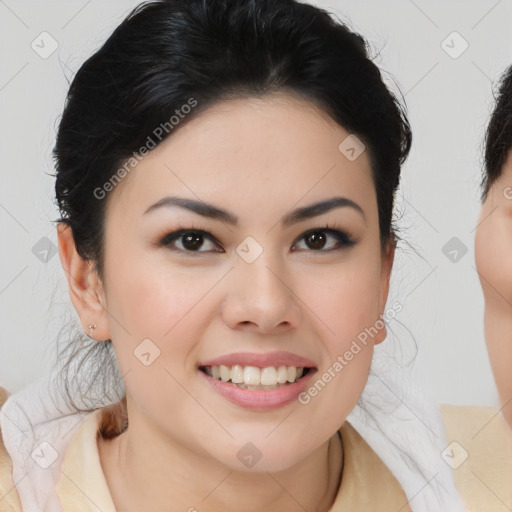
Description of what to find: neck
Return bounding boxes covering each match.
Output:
[98,407,343,512]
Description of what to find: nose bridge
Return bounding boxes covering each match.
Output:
[236,242,287,301]
[223,238,302,331]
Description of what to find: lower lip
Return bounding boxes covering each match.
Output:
[198,369,317,411]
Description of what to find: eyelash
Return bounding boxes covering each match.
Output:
[158,222,356,255]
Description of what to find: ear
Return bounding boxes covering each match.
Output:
[374,238,396,344]
[57,223,111,341]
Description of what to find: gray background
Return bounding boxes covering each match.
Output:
[1,0,511,407]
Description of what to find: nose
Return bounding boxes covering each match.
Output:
[221,252,303,334]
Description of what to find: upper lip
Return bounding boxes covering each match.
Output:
[198,351,317,369]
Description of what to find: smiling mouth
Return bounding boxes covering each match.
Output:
[199,364,312,390]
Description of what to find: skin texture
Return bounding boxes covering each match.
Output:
[57,93,395,512]
[476,150,512,430]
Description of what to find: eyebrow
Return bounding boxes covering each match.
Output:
[143,195,366,226]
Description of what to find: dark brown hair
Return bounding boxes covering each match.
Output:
[481,65,512,200]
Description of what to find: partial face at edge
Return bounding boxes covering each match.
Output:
[93,93,394,470]
[476,149,512,429]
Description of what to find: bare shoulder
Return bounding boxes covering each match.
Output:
[0,387,22,511]
[440,404,512,512]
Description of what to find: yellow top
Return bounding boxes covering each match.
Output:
[0,404,510,511]
[441,404,512,511]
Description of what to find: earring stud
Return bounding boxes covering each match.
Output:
[88,324,97,338]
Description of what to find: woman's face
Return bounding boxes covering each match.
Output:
[475,150,512,428]
[95,93,394,471]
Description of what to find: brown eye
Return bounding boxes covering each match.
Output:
[293,228,355,252]
[160,229,222,253]
[181,232,204,250]
[305,231,327,250]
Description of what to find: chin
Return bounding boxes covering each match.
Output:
[209,435,311,474]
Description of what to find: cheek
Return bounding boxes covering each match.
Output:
[101,242,225,379]
[476,211,512,425]
[306,253,382,340]
[104,224,213,323]
[319,267,379,374]
[102,260,219,425]
[476,212,512,305]
[291,249,381,408]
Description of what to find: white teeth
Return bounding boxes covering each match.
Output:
[212,366,221,380]
[277,366,288,384]
[219,365,230,382]
[231,365,244,383]
[244,366,261,385]
[203,364,307,386]
[260,367,277,385]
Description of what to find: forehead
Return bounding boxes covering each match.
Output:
[108,93,376,222]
